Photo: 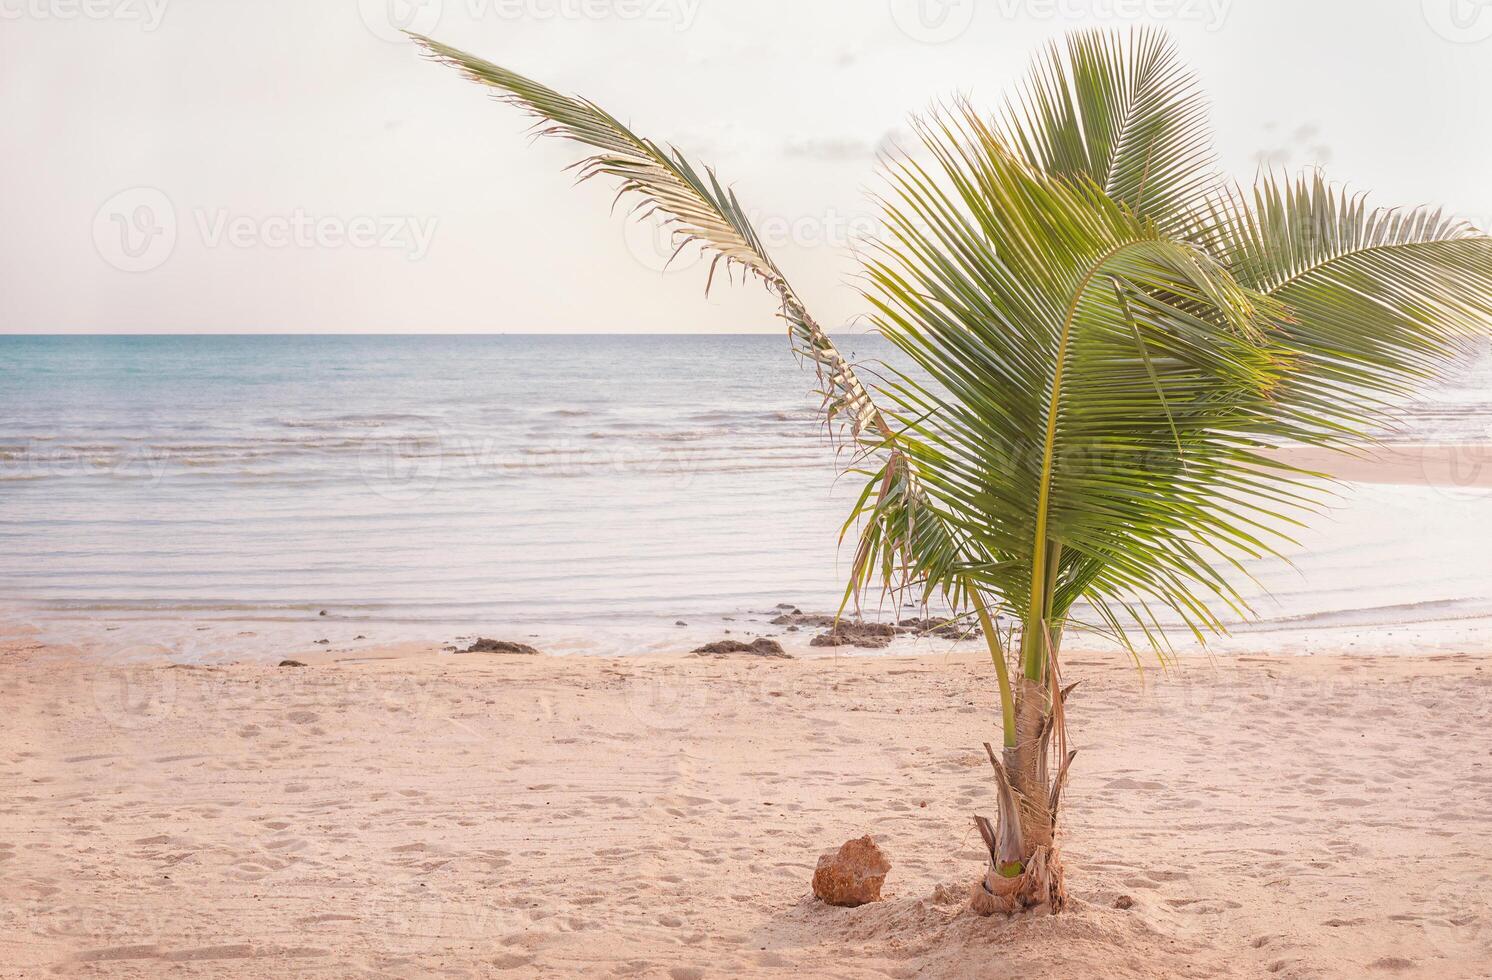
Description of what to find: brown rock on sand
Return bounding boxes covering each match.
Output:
[692,638,790,658]
[809,622,897,649]
[811,836,890,907]
[464,639,541,655]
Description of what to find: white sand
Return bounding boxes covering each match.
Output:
[2,634,1491,978]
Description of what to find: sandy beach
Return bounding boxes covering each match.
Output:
[3,632,1490,979]
[9,2,1492,977]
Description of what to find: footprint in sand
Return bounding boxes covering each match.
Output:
[1365,956,1417,972]
[1105,777,1166,790]
[491,953,534,971]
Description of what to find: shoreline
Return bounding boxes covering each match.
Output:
[4,636,1490,977]
[9,598,1492,668]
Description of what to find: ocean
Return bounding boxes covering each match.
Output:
[3,334,1491,662]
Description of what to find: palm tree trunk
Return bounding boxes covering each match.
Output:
[970,611,1076,916]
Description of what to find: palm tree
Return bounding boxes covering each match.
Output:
[413,28,1492,914]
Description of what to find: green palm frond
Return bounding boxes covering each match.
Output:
[861,106,1321,672]
[1001,27,1218,231]
[1200,172,1492,423]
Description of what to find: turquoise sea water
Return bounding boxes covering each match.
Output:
[3,334,1492,661]
[0,335,877,653]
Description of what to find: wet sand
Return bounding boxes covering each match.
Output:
[1268,441,1492,490]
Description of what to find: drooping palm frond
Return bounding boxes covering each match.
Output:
[1000,27,1219,232]
[409,33,978,617]
[408,35,893,438]
[1200,172,1492,432]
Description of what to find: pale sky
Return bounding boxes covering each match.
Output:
[5,0,1491,333]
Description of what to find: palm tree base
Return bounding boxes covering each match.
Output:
[969,845,1066,916]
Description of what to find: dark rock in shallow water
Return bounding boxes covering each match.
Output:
[692,637,790,658]
[278,660,308,668]
[464,638,541,655]
[810,622,897,649]
[771,611,935,648]
[770,612,837,627]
